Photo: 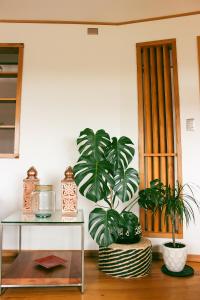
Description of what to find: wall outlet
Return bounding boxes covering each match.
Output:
[186,118,195,131]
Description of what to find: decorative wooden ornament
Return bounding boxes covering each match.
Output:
[61,166,78,216]
[23,166,39,213]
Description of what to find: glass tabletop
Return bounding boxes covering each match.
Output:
[1,209,84,224]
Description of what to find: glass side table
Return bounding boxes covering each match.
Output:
[0,210,84,294]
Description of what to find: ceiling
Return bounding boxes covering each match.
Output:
[0,0,200,22]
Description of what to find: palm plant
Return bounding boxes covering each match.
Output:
[73,128,140,247]
[163,182,200,248]
[138,179,200,248]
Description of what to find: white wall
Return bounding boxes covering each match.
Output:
[0,23,120,250]
[0,14,200,253]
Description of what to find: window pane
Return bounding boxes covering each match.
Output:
[0,78,17,98]
[0,128,15,153]
[0,102,16,125]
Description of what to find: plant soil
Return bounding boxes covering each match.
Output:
[116,234,141,244]
[165,242,185,249]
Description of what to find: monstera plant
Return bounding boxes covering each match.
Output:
[73,128,140,247]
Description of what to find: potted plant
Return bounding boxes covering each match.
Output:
[73,128,141,247]
[138,179,200,273]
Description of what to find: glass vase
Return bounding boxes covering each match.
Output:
[31,185,56,218]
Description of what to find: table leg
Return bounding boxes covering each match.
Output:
[0,224,3,295]
[81,223,84,293]
[19,225,22,253]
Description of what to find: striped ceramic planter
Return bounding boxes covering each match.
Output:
[99,238,152,278]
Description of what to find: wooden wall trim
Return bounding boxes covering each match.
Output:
[136,44,145,230]
[0,43,24,48]
[0,19,115,26]
[0,43,23,159]
[153,252,200,263]
[14,46,24,158]
[3,249,200,262]
[137,39,176,47]
[0,154,18,158]
[2,249,98,258]
[172,40,183,185]
[118,10,200,25]
[143,232,183,239]
[0,10,199,26]
[197,37,200,93]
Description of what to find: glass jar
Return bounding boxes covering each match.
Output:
[31,185,56,218]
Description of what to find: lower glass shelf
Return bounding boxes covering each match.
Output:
[2,250,82,286]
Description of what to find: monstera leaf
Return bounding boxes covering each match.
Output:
[113,168,139,202]
[138,179,164,211]
[77,128,111,160]
[120,211,140,233]
[89,207,121,247]
[106,136,135,172]
[73,156,114,202]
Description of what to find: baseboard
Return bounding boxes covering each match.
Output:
[2,249,200,262]
[84,250,98,257]
[185,254,200,262]
[2,250,18,257]
[153,251,200,262]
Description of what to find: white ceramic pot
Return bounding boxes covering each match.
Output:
[162,243,187,272]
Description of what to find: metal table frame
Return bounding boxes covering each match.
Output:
[0,210,84,294]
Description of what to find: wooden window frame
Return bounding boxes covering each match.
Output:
[136,39,183,238]
[197,37,200,91]
[0,43,24,158]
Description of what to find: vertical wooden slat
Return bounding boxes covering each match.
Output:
[143,48,153,232]
[14,45,24,158]
[156,47,167,184]
[171,40,182,234]
[171,41,182,185]
[163,45,175,187]
[136,45,145,231]
[156,46,167,233]
[150,47,159,233]
[163,45,175,233]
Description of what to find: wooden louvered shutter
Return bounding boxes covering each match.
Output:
[137,39,182,238]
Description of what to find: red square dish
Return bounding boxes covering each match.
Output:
[34,255,67,269]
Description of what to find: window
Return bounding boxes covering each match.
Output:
[0,43,24,158]
[136,39,182,238]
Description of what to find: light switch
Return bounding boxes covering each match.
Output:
[186,118,195,131]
